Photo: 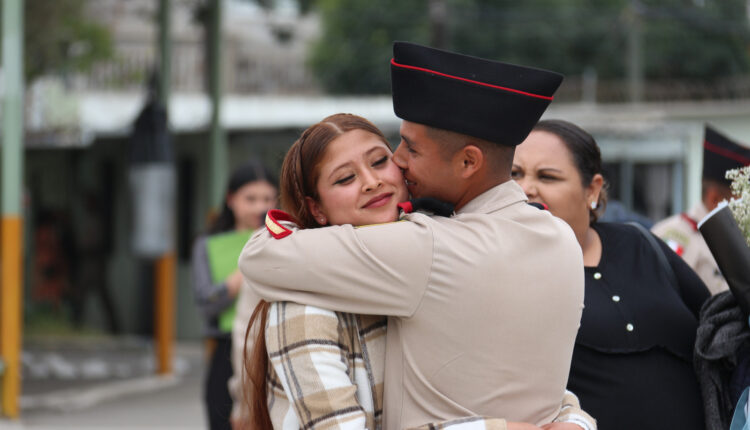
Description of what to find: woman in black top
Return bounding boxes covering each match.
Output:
[512,119,710,430]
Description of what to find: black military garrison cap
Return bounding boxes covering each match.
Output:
[390,41,564,146]
[703,125,750,184]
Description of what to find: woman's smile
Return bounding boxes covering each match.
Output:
[363,192,393,209]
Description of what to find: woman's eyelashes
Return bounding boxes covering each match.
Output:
[333,174,355,186]
[538,172,560,182]
[372,155,388,167]
[511,169,559,182]
[332,155,389,186]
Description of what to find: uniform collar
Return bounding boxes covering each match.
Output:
[456,180,527,215]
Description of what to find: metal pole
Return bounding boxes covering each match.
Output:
[209,0,227,208]
[627,0,644,103]
[672,160,684,215]
[159,0,171,106]
[155,0,174,375]
[1,0,25,418]
[428,0,448,49]
[620,161,635,211]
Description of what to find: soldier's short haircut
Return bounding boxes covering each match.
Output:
[425,125,514,172]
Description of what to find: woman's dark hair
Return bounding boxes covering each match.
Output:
[208,160,278,234]
[244,113,390,429]
[532,119,608,224]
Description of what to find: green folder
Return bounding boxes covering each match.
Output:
[205,229,253,333]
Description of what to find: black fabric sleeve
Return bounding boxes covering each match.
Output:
[654,233,711,317]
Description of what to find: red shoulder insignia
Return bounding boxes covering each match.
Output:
[265,209,294,239]
[666,239,685,257]
[680,213,698,232]
[397,201,414,214]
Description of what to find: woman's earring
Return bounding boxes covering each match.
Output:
[318,216,326,224]
[590,201,598,210]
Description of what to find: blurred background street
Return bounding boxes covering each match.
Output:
[4,340,204,429]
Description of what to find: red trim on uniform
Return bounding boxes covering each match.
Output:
[266,209,294,239]
[680,212,698,232]
[397,201,414,214]
[390,59,554,101]
[704,140,750,165]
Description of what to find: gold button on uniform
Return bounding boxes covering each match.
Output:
[626,323,634,332]
[593,272,602,280]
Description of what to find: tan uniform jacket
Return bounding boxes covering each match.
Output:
[652,203,728,295]
[239,181,585,429]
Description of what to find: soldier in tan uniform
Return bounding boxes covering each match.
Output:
[240,42,585,429]
[652,125,750,295]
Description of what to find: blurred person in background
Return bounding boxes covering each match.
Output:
[652,125,750,295]
[32,209,73,310]
[242,113,595,430]
[192,160,278,430]
[513,119,710,430]
[598,199,653,229]
[70,191,120,333]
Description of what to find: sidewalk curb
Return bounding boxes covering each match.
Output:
[0,419,24,429]
[20,374,181,413]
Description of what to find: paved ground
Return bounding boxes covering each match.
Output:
[1,339,210,430]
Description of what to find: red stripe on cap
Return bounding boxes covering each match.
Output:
[397,201,414,214]
[391,58,554,101]
[265,209,294,239]
[704,140,750,165]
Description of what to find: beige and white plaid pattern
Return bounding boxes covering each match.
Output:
[265,302,596,430]
[266,302,386,429]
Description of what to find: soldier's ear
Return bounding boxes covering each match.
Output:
[455,145,483,179]
[305,196,327,226]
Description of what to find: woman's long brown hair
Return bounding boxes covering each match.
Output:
[243,114,390,429]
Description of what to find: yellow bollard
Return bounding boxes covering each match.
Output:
[1,217,23,418]
[154,252,175,375]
